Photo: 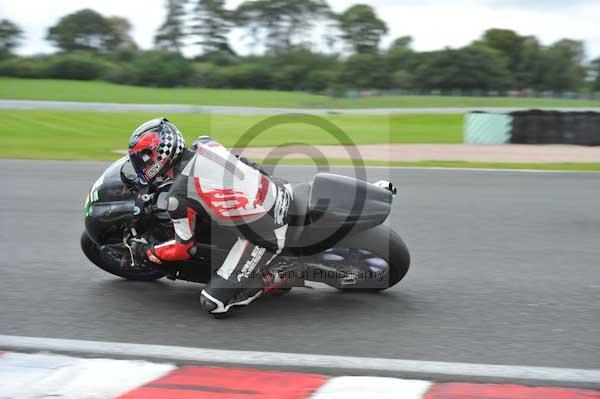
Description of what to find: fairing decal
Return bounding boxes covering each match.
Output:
[188,140,277,225]
[194,178,267,221]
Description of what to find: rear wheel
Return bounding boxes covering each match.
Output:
[323,225,410,292]
[80,230,166,281]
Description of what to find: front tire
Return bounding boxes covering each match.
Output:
[80,231,166,281]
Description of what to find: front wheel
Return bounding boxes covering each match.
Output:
[320,225,410,292]
[80,231,167,281]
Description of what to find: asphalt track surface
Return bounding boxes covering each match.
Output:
[2,99,600,114]
[1,160,599,371]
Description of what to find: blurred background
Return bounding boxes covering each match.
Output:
[1,0,600,168]
[2,0,600,98]
[1,1,600,381]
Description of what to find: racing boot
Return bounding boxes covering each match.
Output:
[199,276,263,318]
[200,289,263,318]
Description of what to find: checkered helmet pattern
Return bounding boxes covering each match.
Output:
[157,122,185,163]
[128,118,186,183]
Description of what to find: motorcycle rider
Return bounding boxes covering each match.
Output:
[127,118,293,317]
[127,118,397,317]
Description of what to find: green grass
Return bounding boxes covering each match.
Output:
[264,158,600,171]
[0,78,324,108]
[3,109,598,172]
[2,78,599,109]
[2,109,462,160]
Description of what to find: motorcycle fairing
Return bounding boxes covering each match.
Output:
[284,173,393,255]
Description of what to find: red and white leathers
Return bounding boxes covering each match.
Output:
[146,137,293,315]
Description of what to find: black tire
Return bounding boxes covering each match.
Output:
[80,230,167,281]
[333,224,410,291]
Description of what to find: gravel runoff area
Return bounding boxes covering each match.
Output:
[234,144,600,163]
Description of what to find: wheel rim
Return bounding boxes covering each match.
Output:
[318,247,390,288]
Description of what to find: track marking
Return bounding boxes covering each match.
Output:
[0,352,174,399]
[1,351,598,399]
[312,376,432,399]
[1,335,599,386]
[423,383,600,399]
[118,366,327,399]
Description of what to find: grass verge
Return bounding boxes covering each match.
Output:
[3,108,598,171]
[2,78,599,109]
[2,109,462,160]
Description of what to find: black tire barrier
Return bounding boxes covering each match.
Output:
[509,110,600,146]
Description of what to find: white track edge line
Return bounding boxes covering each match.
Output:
[1,335,599,384]
[272,165,600,173]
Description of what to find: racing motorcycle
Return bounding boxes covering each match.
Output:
[81,156,410,298]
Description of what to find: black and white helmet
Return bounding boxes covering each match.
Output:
[128,118,186,184]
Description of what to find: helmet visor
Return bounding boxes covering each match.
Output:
[129,150,154,184]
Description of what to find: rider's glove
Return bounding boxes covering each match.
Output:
[373,180,397,197]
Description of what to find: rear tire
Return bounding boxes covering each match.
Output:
[333,224,410,291]
[80,231,166,281]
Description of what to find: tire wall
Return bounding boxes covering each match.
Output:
[464,112,513,144]
[464,110,600,146]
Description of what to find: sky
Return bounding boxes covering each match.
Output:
[2,0,600,60]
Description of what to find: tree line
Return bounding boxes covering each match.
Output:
[1,0,599,94]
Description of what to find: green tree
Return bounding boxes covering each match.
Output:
[46,9,121,52]
[478,29,524,85]
[338,4,388,54]
[45,53,108,80]
[215,62,272,89]
[541,39,586,91]
[340,53,390,88]
[389,35,413,51]
[478,29,587,91]
[107,16,138,50]
[413,45,511,91]
[0,56,44,78]
[592,57,600,92]
[386,35,415,86]
[477,29,556,90]
[513,36,545,90]
[265,48,339,90]
[236,0,331,54]
[0,19,23,58]
[131,51,193,87]
[191,0,234,55]
[154,0,187,52]
[390,69,416,89]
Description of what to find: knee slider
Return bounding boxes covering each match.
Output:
[167,197,179,212]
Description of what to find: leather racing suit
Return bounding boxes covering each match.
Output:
[145,136,293,315]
